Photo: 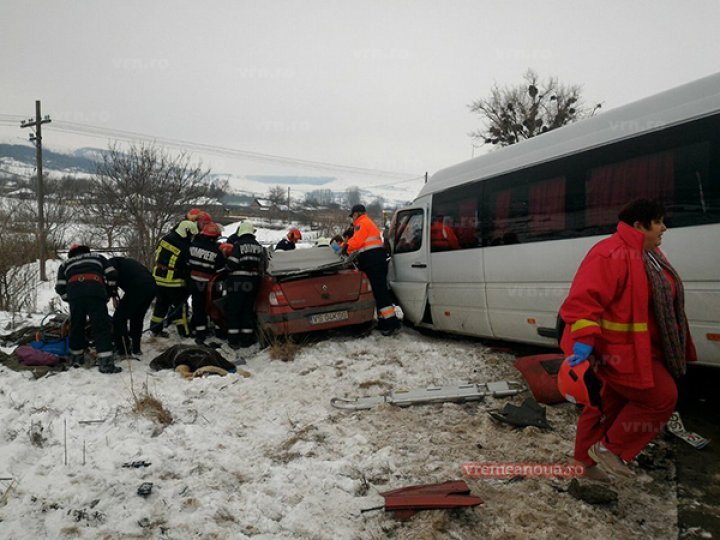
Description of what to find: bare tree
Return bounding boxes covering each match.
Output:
[266,185,287,206]
[0,211,39,316]
[469,69,601,147]
[94,143,211,266]
[345,186,362,208]
[15,174,78,255]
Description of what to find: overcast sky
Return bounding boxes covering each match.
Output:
[2,0,719,191]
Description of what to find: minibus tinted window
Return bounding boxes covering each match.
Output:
[394,209,424,253]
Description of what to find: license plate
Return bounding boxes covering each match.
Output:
[309,310,349,325]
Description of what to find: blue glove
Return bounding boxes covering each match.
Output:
[566,342,593,367]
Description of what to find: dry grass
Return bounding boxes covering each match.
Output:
[268,336,301,362]
[132,386,173,426]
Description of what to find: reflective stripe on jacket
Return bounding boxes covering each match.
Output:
[153,231,190,287]
[346,214,384,255]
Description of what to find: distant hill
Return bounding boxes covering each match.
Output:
[0,144,99,174]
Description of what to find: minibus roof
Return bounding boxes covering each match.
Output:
[419,71,720,198]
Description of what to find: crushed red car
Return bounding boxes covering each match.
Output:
[207,246,376,342]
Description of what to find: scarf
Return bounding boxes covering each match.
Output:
[643,250,688,378]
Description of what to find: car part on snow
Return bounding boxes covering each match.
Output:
[362,480,483,520]
[330,381,525,410]
[514,354,565,404]
[487,397,551,429]
[137,482,153,497]
[666,411,710,449]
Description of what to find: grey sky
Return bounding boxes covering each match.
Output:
[2,0,719,191]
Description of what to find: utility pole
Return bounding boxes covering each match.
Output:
[287,186,291,224]
[20,100,51,281]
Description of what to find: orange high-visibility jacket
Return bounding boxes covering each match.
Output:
[560,221,696,389]
[346,214,384,255]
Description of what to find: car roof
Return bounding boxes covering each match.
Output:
[267,247,348,276]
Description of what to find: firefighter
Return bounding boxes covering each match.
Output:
[150,220,197,337]
[275,227,302,250]
[344,204,401,336]
[188,222,226,344]
[108,256,157,356]
[225,221,265,348]
[55,244,121,374]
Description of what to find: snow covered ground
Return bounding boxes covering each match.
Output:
[0,331,678,539]
[0,251,680,539]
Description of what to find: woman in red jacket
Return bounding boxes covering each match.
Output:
[560,198,696,479]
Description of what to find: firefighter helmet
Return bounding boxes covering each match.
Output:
[557,359,603,410]
[175,220,199,238]
[201,222,222,237]
[236,221,256,237]
[288,227,302,241]
[186,208,202,221]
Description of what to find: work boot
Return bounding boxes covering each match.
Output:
[97,354,122,374]
[588,441,635,479]
[70,353,85,368]
[380,317,401,337]
[152,330,170,338]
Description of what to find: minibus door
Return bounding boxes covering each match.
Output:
[388,205,429,324]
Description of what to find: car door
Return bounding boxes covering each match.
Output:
[388,203,429,324]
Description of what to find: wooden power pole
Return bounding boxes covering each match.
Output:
[20,100,51,281]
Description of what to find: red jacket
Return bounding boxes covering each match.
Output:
[560,222,696,389]
[346,214,383,254]
[430,221,460,251]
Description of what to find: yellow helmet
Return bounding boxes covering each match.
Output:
[236,221,256,237]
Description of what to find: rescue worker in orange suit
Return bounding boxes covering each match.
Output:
[150,220,197,337]
[344,204,401,336]
[559,198,696,479]
[55,244,121,373]
[430,215,460,251]
[188,222,226,345]
[225,221,266,349]
[275,227,302,251]
[108,256,157,357]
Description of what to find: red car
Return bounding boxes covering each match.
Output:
[207,247,375,343]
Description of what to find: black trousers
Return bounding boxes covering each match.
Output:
[113,283,156,353]
[69,295,113,356]
[225,277,260,346]
[190,280,212,340]
[151,286,190,337]
[357,248,400,331]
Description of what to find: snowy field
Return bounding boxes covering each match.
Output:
[0,334,678,539]
[0,246,680,539]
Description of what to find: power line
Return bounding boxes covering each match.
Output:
[4,117,420,179]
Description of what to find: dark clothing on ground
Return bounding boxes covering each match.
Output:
[108,256,157,354]
[151,230,191,336]
[226,234,265,347]
[149,344,236,373]
[188,235,226,341]
[275,238,296,251]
